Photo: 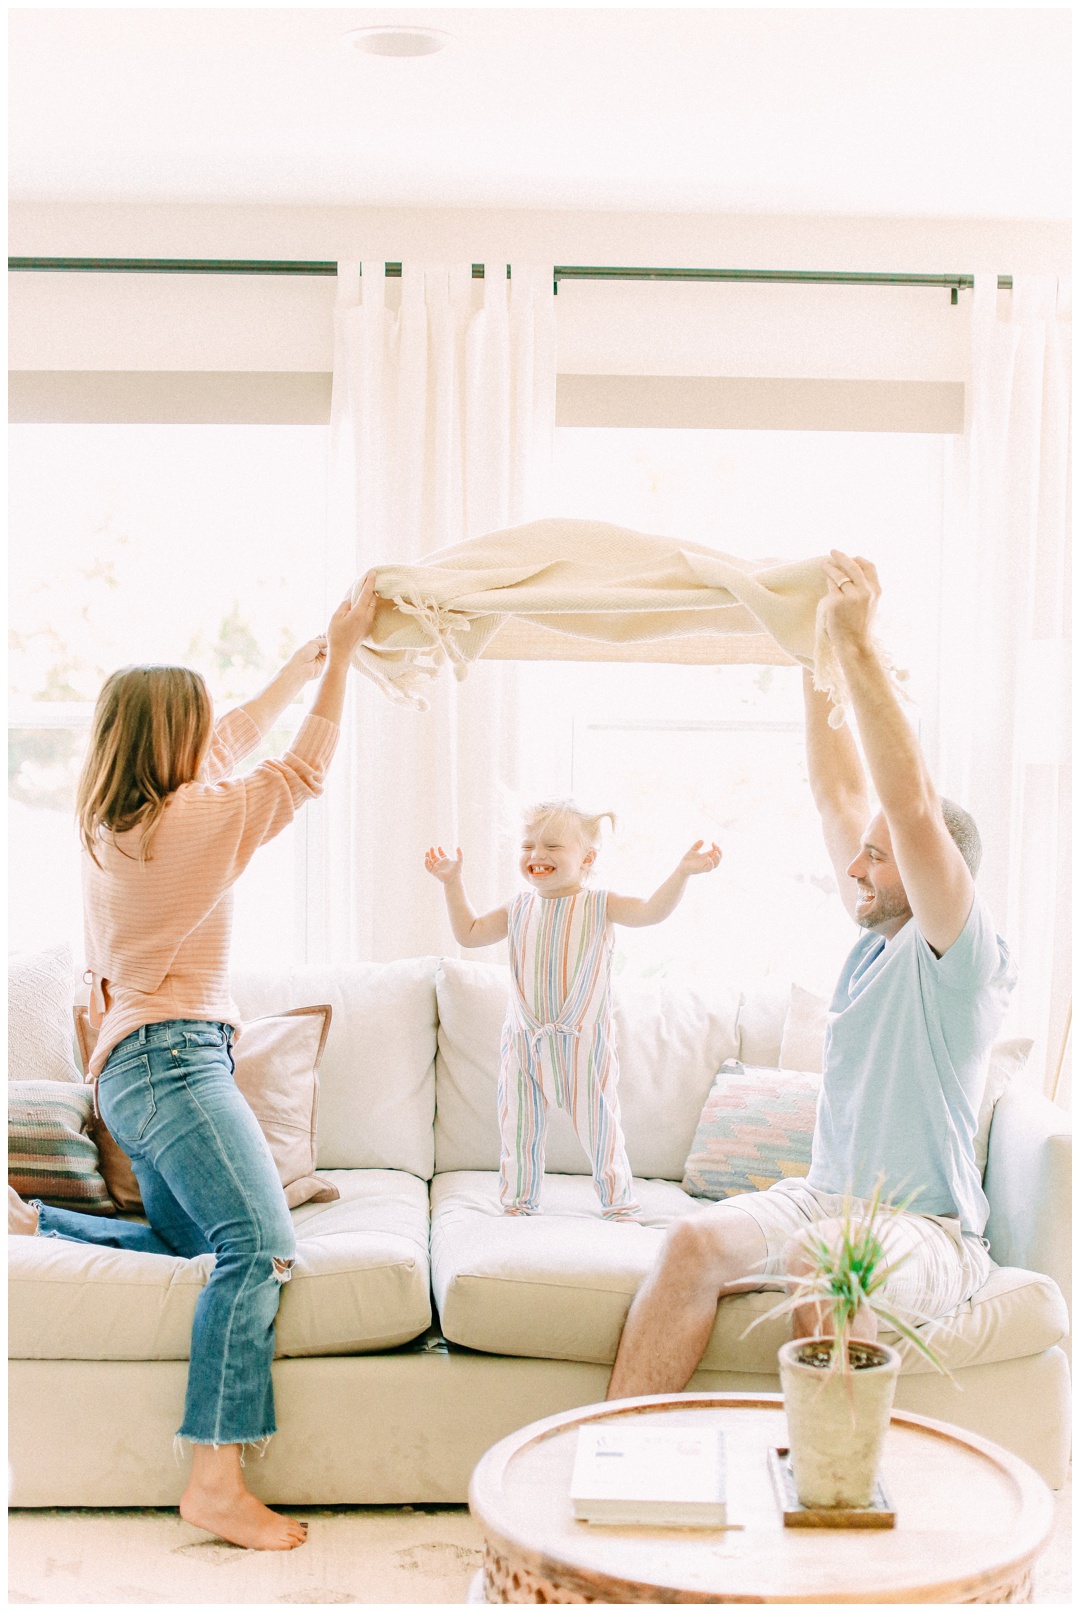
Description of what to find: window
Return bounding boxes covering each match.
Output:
[515,427,944,995]
[8,423,328,964]
[9,414,945,997]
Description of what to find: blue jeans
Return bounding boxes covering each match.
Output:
[36,1020,295,1446]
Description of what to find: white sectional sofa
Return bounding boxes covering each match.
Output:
[8,955,1072,1505]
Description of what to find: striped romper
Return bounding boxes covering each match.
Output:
[498,888,639,1217]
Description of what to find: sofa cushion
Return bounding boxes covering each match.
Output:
[681,1061,820,1199]
[8,1080,115,1215]
[735,978,790,1069]
[718,1262,1071,1376]
[974,1039,1033,1178]
[433,960,741,1179]
[431,1171,1068,1376]
[779,983,832,1072]
[9,945,82,1084]
[75,1004,340,1212]
[231,959,439,1177]
[431,1171,691,1362]
[9,1169,431,1361]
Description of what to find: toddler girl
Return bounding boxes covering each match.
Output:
[425,802,721,1218]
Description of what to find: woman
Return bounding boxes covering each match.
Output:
[8,576,377,1550]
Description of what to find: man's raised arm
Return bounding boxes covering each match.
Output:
[822,550,973,955]
[802,669,870,923]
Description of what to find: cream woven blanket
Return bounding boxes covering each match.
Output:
[351,518,863,719]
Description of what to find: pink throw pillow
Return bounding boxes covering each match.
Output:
[74,1006,339,1212]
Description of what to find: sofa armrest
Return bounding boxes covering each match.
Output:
[983,1085,1072,1326]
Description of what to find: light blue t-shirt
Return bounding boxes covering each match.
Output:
[807,894,1016,1236]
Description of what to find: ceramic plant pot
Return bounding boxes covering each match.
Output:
[778,1336,902,1509]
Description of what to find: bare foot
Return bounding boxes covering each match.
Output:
[8,1186,40,1235]
[179,1485,307,1551]
[179,1443,306,1551]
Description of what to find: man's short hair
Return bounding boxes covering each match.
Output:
[940,797,982,879]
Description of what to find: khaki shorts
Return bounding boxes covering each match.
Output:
[713,1177,994,1326]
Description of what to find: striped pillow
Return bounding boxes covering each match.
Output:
[682,1061,820,1200]
[8,1081,115,1215]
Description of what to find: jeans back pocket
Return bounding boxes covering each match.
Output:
[98,1053,157,1147]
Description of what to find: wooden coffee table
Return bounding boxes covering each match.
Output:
[468,1393,1054,1604]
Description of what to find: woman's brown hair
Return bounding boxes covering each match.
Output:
[76,666,213,865]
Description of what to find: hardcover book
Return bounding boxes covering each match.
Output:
[570,1422,727,1526]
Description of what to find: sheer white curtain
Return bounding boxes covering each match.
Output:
[311,260,556,963]
[937,275,1071,1100]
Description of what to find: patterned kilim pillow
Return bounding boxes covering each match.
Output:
[682,1061,821,1200]
[8,1080,115,1215]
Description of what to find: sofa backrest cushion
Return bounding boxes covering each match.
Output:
[983,1084,1072,1324]
[231,958,438,1178]
[434,959,741,1180]
[735,979,790,1069]
[9,945,83,1084]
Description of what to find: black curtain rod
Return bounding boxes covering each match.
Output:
[7,257,1013,304]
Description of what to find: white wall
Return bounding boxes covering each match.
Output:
[11,200,1071,267]
[8,272,972,387]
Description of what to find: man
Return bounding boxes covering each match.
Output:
[607,549,1015,1399]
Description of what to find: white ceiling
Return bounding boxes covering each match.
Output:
[7,6,1071,219]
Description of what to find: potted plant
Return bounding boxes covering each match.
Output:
[758,1183,946,1511]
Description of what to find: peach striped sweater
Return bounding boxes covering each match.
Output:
[82,706,338,1077]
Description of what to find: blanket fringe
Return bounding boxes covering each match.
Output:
[812,597,910,727]
[348,593,487,709]
[392,594,478,675]
[350,643,442,711]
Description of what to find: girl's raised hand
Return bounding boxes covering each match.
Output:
[679,839,722,876]
[424,845,464,885]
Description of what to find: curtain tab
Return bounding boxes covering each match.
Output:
[359,259,387,313]
[481,261,509,311]
[448,261,473,310]
[399,261,424,310]
[335,260,361,310]
[970,273,999,325]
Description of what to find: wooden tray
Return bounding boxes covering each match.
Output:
[768,1447,896,1528]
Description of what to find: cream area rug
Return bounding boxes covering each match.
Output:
[7,1484,1071,1604]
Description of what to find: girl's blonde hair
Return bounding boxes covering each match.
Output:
[76,666,213,866]
[523,799,616,853]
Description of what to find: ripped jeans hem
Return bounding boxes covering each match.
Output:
[174,1432,275,1461]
